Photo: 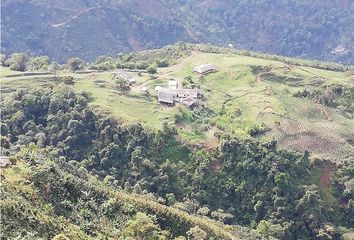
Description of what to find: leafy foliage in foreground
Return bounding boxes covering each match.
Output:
[1,88,353,239]
[1,157,259,239]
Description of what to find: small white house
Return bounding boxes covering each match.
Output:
[168,80,178,89]
[155,86,162,91]
[141,87,148,93]
[193,64,217,74]
[158,89,177,104]
[176,89,200,99]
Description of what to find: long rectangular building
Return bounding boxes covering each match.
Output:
[158,88,202,105]
[193,63,217,74]
[158,89,176,104]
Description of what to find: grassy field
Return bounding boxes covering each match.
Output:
[1,51,353,160]
[0,66,21,77]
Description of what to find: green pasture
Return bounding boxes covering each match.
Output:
[1,51,353,158]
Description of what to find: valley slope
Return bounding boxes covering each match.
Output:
[1,44,354,239]
[1,0,353,63]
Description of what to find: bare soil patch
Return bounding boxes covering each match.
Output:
[320,163,336,192]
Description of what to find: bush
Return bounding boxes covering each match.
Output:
[5,52,28,71]
[67,57,85,71]
[26,56,49,71]
[63,76,74,85]
[8,156,17,165]
[147,66,157,75]
[52,234,70,240]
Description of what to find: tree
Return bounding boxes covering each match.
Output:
[5,52,28,71]
[156,59,169,67]
[133,183,142,194]
[63,76,74,85]
[26,55,49,71]
[186,226,207,240]
[166,193,176,206]
[103,175,115,185]
[52,234,70,240]
[93,55,115,70]
[256,220,271,239]
[210,209,234,223]
[196,207,210,216]
[274,172,289,187]
[0,53,6,66]
[95,55,114,65]
[115,77,130,91]
[66,57,85,71]
[119,212,169,239]
[48,61,60,79]
[147,66,157,76]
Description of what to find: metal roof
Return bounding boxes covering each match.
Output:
[158,89,176,104]
[193,63,217,73]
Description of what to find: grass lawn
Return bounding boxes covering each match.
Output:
[73,73,178,129]
[0,66,21,77]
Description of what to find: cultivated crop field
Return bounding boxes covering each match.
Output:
[1,51,353,160]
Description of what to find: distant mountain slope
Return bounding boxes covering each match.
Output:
[1,0,353,63]
[0,0,192,62]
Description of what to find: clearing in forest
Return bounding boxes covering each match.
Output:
[1,50,353,160]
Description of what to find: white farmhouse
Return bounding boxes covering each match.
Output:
[193,64,217,74]
[155,86,162,91]
[158,89,177,104]
[157,88,201,107]
[176,89,200,99]
[168,80,178,89]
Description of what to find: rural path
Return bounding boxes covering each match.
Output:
[1,73,55,80]
[158,51,198,81]
[51,7,99,28]
[130,78,154,93]
[1,71,116,81]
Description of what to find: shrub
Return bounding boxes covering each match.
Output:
[63,76,74,85]
[5,52,28,71]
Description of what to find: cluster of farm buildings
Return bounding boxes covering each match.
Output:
[117,63,217,108]
[157,63,216,108]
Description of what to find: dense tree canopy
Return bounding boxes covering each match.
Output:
[26,55,49,71]
[66,57,85,71]
[5,52,28,71]
[2,88,352,239]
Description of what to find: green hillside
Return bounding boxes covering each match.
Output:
[2,44,353,159]
[2,159,262,239]
[1,44,354,239]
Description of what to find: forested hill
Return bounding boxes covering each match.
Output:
[1,88,353,239]
[1,0,353,64]
[1,42,354,239]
